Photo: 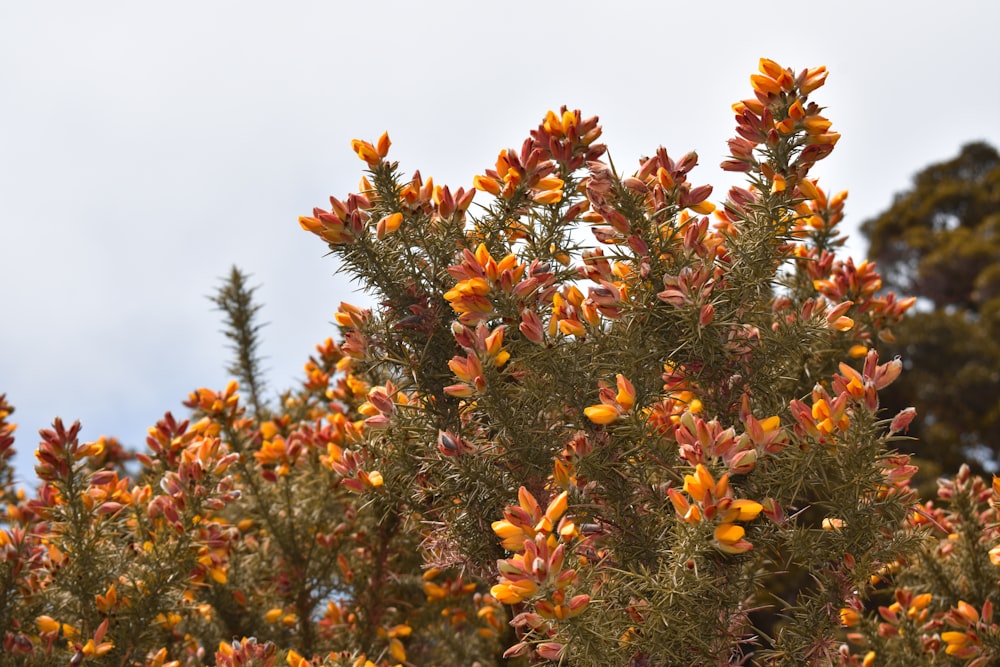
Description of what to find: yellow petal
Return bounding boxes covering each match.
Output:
[584,404,620,425]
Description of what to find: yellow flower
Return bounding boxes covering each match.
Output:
[584,404,620,425]
[490,579,537,604]
[720,499,763,522]
[839,607,860,627]
[389,637,406,662]
[941,631,972,656]
[492,519,528,551]
[36,615,60,634]
[713,523,752,554]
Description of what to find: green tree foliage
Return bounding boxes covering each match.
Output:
[862,142,1000,472]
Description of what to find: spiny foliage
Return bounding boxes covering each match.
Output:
[211,266,269,418]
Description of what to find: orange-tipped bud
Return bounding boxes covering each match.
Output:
[376,132,391,157]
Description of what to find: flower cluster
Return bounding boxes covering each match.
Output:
[831,465,1000,666]
[490,488,590,661]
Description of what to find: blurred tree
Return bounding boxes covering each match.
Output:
[862,142,1000,473]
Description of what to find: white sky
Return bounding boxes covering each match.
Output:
[2,1,999,482]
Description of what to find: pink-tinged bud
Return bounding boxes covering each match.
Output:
[877,605,899,625]
[89,470,117,485]
[340,478,365,494]
[622,177,648,193]
[519,309,545,344]
[97,502,124,515]
[627,235,649,256]
[884,462,918,484]
[682,184,713,209]
[562,200,589,222]
[536,642,565,660]
[531,556,548,580]
[364,415,390,429]
[367,388,396,415]
[727,186,757,209]
[889,407,917,434]
[699,304,715,326]
[728,449,757,475]
[567,594,591,616]
[637,156,658,180]
[721,158,752,172]
[502,642,531,659]
[161,501,180,526]
[826,300,854,321]
[676,151,699,174]
[554,568,578,589]
[761,497,785,524]
[875,357,903,390]
[831,316,854,331]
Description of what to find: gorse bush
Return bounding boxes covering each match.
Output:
[1,58,997,666]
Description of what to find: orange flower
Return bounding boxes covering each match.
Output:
[798,65,828,94]
[375,212,403,239]
[375,131,391,157]
[473,174,501,195]
[350,138,381,166]
[750,73,781,96]
[533,188,563,205]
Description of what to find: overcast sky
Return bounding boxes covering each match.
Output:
[2,1,999,482]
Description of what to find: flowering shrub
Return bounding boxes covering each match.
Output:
[836,465,1000,666]
[3,59,986,666]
